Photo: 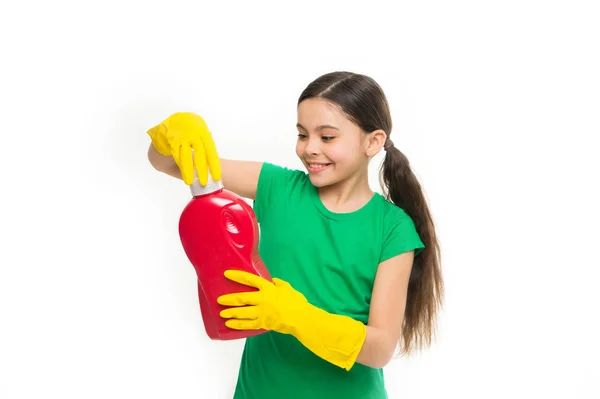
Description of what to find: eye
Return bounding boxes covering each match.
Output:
[297,133,307,140]
[322,136,334,142]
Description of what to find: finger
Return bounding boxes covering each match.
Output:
[190,139,208,186]
[225,319,263,331]
[220,305,261,320]
[217,291,262,306]
[168,138,186,181]
[179,142,195,185]
[272,278,291,288]
[192,140,208,186]
[202,131,222,182]
[169,142,184,179]
[224,270,266,289]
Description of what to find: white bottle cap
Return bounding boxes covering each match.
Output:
[190,167,224,197]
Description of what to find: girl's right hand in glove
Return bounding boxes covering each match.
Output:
[147,112,221,186]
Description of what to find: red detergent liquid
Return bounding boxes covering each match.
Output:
[178,172,272,340]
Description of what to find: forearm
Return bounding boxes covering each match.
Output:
[355,326,398,369]
[296,306,397,371]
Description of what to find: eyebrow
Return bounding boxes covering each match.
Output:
[296,123,340,131]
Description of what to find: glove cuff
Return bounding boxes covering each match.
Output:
[293,304,367,371]
[146,124,172,156]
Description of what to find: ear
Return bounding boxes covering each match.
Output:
[364,129,387,157]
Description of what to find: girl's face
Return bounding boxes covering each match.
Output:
[295,98,372,188]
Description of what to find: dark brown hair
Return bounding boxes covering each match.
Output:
[298,71,444,355]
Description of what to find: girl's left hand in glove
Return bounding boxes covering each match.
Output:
[217,270,367,371]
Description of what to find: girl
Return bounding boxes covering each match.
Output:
[147,71,444,399]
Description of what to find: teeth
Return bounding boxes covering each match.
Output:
[309,163,328,169]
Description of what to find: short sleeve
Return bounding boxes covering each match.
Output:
[379,212,425,263]
[253,162,305,223]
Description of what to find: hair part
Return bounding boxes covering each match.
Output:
[298,71,444,356]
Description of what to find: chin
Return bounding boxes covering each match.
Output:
[308,176,327,187]
[307,173,337,188]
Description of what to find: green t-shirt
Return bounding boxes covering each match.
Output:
[232,162,425,399]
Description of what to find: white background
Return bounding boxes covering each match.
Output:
[1,1,599,398]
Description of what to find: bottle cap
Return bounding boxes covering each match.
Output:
[190,168,224,197]
[188,149,224,196]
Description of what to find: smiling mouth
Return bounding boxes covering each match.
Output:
[307,163,332,172]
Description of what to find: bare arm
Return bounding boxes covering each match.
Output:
[147,144,263,200]
[355,250,414,368]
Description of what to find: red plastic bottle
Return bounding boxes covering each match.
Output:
[178,171,272,340]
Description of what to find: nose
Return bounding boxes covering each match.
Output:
[304,137,320,155]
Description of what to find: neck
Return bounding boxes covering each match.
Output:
[317,169,374,213]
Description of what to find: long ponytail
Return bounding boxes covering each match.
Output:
[381,145,444,355]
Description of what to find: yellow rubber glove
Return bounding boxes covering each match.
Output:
[147,112,221,186]
[217,270,367,371]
